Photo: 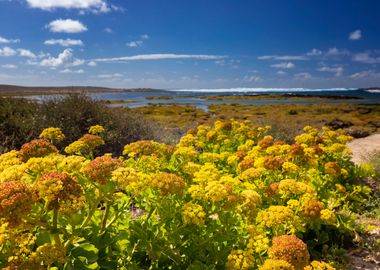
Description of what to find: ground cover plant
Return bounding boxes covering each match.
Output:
[134,104,380,142]
[0,120,377,269]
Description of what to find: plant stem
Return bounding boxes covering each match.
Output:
[101,203,110,232]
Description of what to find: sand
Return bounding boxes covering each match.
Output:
[347,134,380,164]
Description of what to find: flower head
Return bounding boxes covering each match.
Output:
[19,139,58,162]
[182,202,206,225]
[88,125,105,135]
[35,172,83,210]
[39,127,65,142]
[269,235,310,270]
[0,181,34,225]
[83,155,121,185]
[226,249,255,270]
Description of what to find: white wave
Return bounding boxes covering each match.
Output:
[366,89,380,93]
[170,87,357,93]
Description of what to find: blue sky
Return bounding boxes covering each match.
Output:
[0,0,380,89]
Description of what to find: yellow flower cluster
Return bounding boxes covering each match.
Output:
[226,249,255,270]
[278,179,315,198]
[182,202,206,225]
[304,260,336,270]
[268,235,310,270]
[151,173,185,195]
[320,209,336,224]
[29,243,66,267]
[257,206,302,234]
[259,259,295,270]
[39,127,65,142]
[88,124,105,135]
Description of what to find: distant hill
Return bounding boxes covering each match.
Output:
[0,85,166,96]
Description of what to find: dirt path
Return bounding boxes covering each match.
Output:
[346,134,380,269]
[347,134,380,164]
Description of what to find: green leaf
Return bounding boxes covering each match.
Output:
[71,243,99,263]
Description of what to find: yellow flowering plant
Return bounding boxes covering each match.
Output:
[0,121,374,269]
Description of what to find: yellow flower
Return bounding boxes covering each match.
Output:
[88,124,105,135]
[39,127,65,142]
[226,249,255,270]
[304,260,336,270]
[320,209,336,224]
[0,150,21,173]
[150,173,185,195]
[182,202,206,225]
[282,162,300,173]
[29,243,66,267]
[259,259,295,270]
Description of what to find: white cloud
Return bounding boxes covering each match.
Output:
[294,72,312,80]
[350,70,380,79]
[317,66,344,77]
[1,64,17,69]
[352,52,380,64]
[26,0,112,13]
[0,47,16,56]
[325,47,350,56]
[0,36,20,44]
[18,49,36,58]
[276,71,287,75]
[44,38,84,46]
[88,61,97,66]
[98,73,123,79]
[126,41,143,48]
[349,30,362,41]
[94,54,227,63]
[306,48,322,56]
[140,34,149,40]
[258,55,308,61]
[60,68,84,74]
[271,62,295,69]
[39,48,84,67]
[104,27,113,33]
[46,19,87,33]
[243,75,262,82]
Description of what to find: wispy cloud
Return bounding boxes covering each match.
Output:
[104,27,113,33]
[126,41,143,48]
[325,47,350,56]
[46,19,88,33]
[294,72,312,80]
[349,30,362,41]
[26,0,114,13]
[0,36,20,44]
[1,64,17,69]
[60,68,84,74]
[94,54,227,63]
[258,55,308,61]
[317,66,344,77]
[243,75,262,82]
[44,39,84,47]
[306,48,322,56]
[271,62,295,69]
[352,52,380,64]
[351,70,380,79]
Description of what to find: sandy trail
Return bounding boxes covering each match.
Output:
[347,134,380,164]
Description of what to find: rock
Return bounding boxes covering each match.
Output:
[346,128,370,138]
[369,121,380,128]
[327,118,353,130]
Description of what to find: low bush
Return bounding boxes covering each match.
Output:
[0,94,162,155]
